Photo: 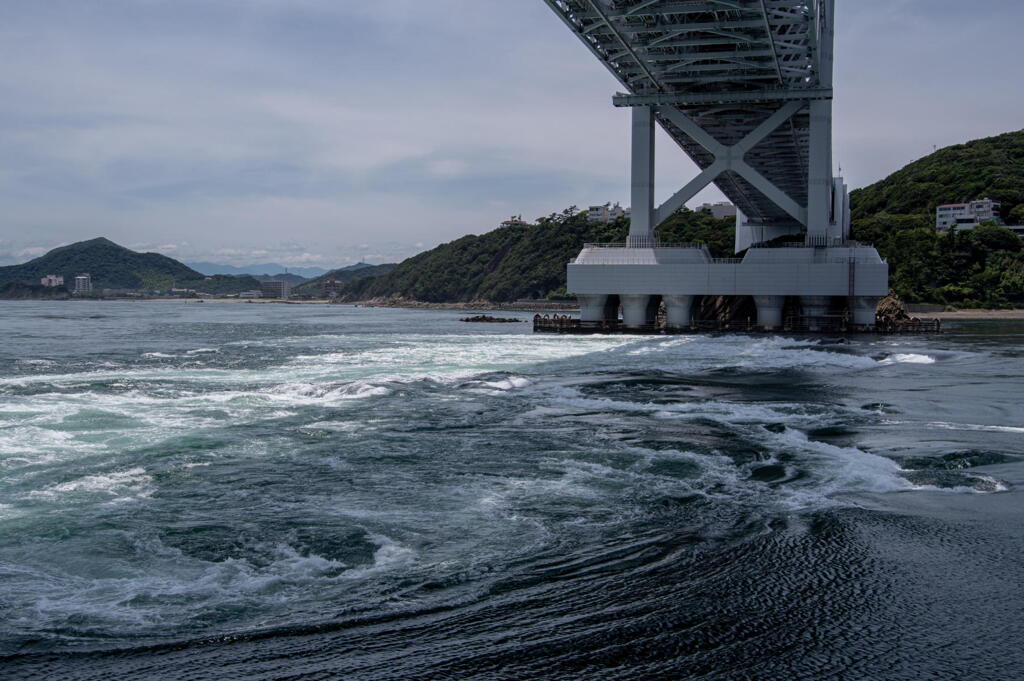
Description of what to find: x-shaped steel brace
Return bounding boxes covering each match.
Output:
[654,102,808,226]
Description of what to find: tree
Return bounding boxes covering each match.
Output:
[1009,203,1024,226]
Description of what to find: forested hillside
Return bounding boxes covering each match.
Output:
[338,130,1024,306]
[851,130,1024,222]
[337,208,735,303]
[851,129,1024,307]
[0,238,262,294]
[293,263,398,296]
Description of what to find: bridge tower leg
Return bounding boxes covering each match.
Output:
[629,106,655,248]
[807,0,836,243]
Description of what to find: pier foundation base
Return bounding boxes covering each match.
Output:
[755,296,785,330]
[802,296,832,331]
[578,294,609,323]
[621,294,653,328]
[664,295,695,329]
[852,296,882,326]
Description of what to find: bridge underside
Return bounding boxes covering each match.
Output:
[543,0,890,329]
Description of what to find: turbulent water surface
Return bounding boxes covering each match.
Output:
[1,301,1022,680]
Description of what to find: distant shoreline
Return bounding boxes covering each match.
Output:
[6,297,1024,320]
[928,309,1024,320]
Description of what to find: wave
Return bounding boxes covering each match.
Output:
[925,421,1024,434]
[28,466,154,503]
[878,353,937,365]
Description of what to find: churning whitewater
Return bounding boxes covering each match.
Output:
[1,302,1022,681]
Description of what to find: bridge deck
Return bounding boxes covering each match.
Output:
[544,0,830,229]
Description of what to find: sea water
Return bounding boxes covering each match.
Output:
[1,301,1022,680]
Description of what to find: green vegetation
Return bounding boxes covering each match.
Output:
[293,263,398,296]
[340,125,1024,307]
[0,238,262,294]
[0,281,70,300]
[851,129,1024,308]
[337,208,735,303]
[851,130,1024,221]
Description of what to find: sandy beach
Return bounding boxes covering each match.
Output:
[928,309,1024,320]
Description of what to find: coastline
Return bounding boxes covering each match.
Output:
[7,297,1024,320]
[928,309,1024,320]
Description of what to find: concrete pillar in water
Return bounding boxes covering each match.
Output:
[664,295,694,329]
[577,294,609,323]
[851,296,882,326]
[620,294,652,328]
[755,296,785,330]
[802,296,832,330]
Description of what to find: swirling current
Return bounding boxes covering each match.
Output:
[1,302,1022,680]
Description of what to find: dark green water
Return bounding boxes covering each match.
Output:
[1,301,1022,680]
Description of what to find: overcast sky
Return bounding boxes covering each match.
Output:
[1,0,1021,267]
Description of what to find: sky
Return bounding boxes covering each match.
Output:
[1,0,1022,268]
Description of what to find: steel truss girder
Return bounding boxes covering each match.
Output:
[542,0,834,230]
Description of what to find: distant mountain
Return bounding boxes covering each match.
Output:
[0,238,262,294]
[250,273,308,285]
[292,263,399,296]
[186,262,328,278]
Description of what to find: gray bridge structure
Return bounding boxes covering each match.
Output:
[543,0,888,330]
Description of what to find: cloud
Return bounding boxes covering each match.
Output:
[0,0,1022,266]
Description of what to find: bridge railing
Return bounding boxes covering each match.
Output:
[750,239,876,249]
[581,242,706,250]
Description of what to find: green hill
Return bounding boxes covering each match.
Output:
[0,238,262,294]
[335,130,1024,308]
[851,129,1024,221]
[335,208,735,303]
[851,129,1024,307]
[293,263,399,296]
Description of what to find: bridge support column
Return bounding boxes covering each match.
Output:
[851,297,882,326]
[755,296,785,330]
[578,295,610,323]
[664,295,694,330]
[621,294,652,328]
[628,106,655,248]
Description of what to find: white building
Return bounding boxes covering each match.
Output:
[609,203,630,221]
[936,198,1002,232]
[238,290,262,299]
[260,280,291,299]
[588,203,630,223]
[73,274,92,294]
[40,274,64,287]
[700,201,738,220]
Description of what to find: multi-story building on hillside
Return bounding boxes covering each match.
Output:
[73,274,92,294]
[260,280,291,299]
[40,274,64,287]
[321,279,345,298]
[588,202,630,223]
[699,202,738,220]
[500,215,528,228]
[936,198,1002,232]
